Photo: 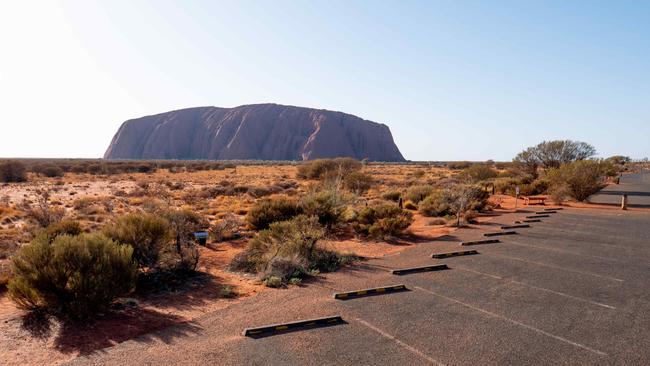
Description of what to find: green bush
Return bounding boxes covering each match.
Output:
[460,164,498,183]
[299,189,348,227]
[404,185,436,204]
[382,190,402,202]
[41,220,82,243]
[231,215,351,285]
[103,213,171,269]
[296,158,362,180]
[354,204,414,239]
[548,160,608,201]
[246,197,302,230]
[8,233,137,318]
[343,171,374,194]
[37,165,65,178]
[418,190,452,217]
[0,161,27,183]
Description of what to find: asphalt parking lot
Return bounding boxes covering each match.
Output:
[69,180,650,365]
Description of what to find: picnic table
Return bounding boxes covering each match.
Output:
[523,196,546,205]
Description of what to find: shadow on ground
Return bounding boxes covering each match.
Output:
[20,307,202,356]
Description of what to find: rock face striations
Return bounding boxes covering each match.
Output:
[104,104,405,161]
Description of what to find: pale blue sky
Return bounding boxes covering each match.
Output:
[1,0,649,160]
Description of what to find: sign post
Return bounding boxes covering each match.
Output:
[515,186,520,211]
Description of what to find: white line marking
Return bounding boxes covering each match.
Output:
[455,266,617,310]
[485,253,624,282]
[413,286,608,356]
[504,241,627,263]
[354,317,445,365]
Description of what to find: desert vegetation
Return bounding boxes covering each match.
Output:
[0,150,636,321]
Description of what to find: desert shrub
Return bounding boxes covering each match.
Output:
[354,204,414,239]
[447,161,473,170]
[210,213,242,242]
[20,192,65,227]
[8,233,137,318]
[419,185,488,220]
[299,188,348,227]
[548,160,608,201]
[343,171,374,194]
[41,220,82,243]
[231,215,350,285]
[246,197,302,230]
[404,185,436,204]
[403,200,417,210]
[160,209,207,270]
[419,190,452,217]
[382,190,402,202]
[37,165,65,178]
[103,213,171,269]
[460,164,498,183]
[0,161,27,183]
[296,158,362,180]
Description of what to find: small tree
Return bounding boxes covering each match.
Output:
[514,140,597,170]
[548,160,608,202]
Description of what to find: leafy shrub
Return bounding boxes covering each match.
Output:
[343,171,374,194]
[404,185,436,204]
[447,161,473,170]
[354,204,414,239]
[263,275,283,288]
[299,188,348,227]
[41,220,82,243]
[8,233,137,318]
[0,161,27,183]
[231,215,350,285]
[460,164,498,183]
[419,185,488,220]
[103,213,171,269]
[382,190,401,202]
[548,160,608,201]
[37,165,64,178]
[296,158,362,180]
[246,197,301,230]
[419,190,452,217]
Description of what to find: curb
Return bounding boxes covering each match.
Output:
[484,231,517,237]
[391,264,449,275]
[526,215,550,219]
[432,250,478,259]
[333,285,407,300]
[536,211,557,214]
[501,224,531,229]
[461,239,500,246]
[243,316,345,338]
[545,208,563,211]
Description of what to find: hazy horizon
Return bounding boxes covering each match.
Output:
[1,1,649,161]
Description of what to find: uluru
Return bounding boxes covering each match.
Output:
[103,104,405,162]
